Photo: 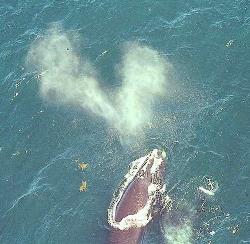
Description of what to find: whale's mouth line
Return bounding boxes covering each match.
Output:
[107,149,171,230]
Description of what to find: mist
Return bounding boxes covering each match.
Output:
[116,42,170,134]
[26,26,172,137]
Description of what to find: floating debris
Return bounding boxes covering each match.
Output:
[232,225,240,234]
[77,162,89,170]
[15,81,22,88]
[12,151,21,156]
[79,181,87,192]
[96,50,109,61]
[198,186,215,196]
[226,40,234,47]
[228,224,240,235]
[198,177,218,196]
[36,70,48,79]
[100,50,108,56]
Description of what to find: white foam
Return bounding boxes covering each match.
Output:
[198,186,215,196]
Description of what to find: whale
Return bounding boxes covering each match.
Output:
[107,149,171,244]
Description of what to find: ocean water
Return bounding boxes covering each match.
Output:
[0,0,250,244]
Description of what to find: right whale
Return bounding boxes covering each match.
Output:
[107,149,171,244]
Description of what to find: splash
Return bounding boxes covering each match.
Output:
[26,25,172,137]
[163,222,193,244]
[161,203,195,244]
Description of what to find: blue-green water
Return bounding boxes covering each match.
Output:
[0,1,250,243]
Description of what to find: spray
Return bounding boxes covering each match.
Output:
[26,25,172,138]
